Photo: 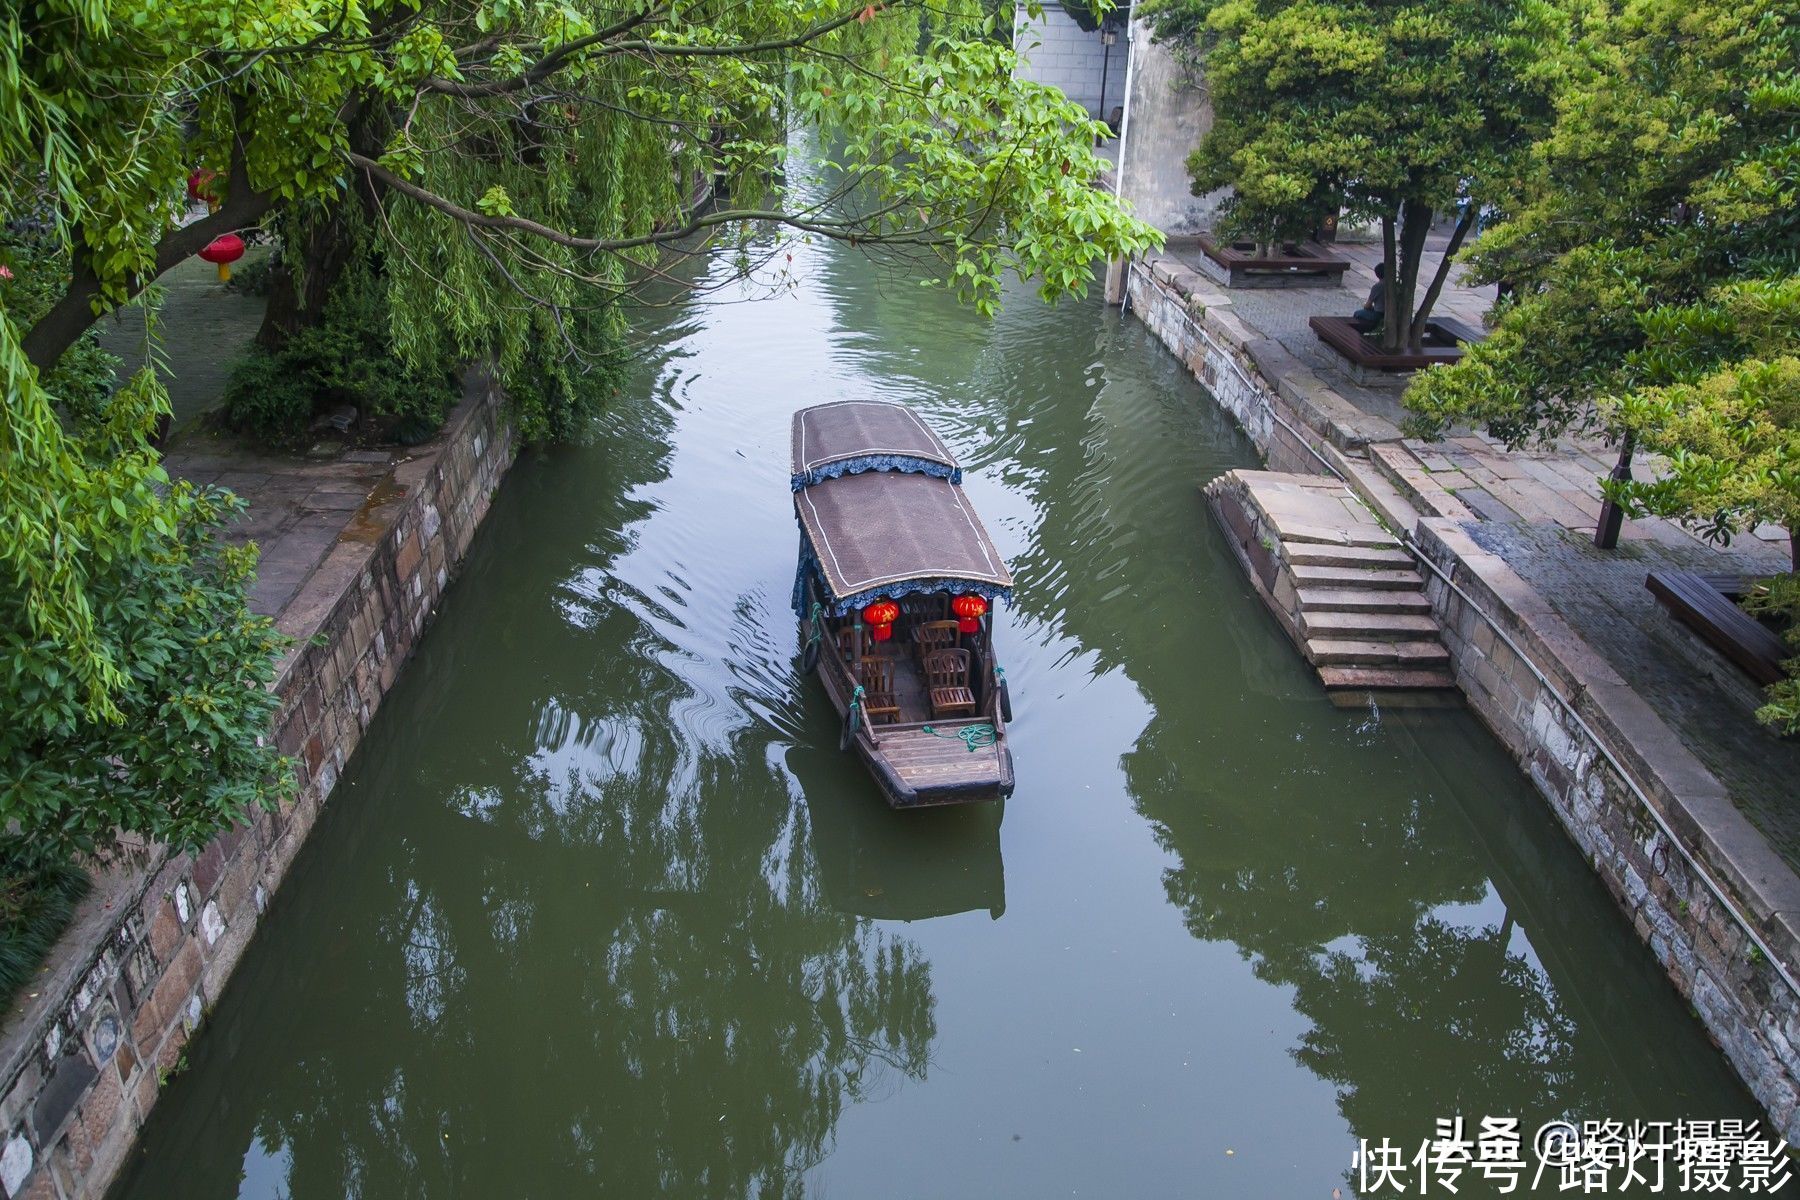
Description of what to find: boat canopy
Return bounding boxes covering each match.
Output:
[791,403,1012,616]
[790,400,962,491]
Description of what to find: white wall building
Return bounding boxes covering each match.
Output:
[1012,3,1129,125]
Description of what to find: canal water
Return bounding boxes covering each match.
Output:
[114,228,1752,1197]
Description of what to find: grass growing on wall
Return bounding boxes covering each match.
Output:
[1,858,90,1007]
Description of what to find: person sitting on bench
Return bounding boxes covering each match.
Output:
[1352,261,1387,326]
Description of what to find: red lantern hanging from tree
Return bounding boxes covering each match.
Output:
[187,168,218,207]
[862,599,900,642]
[952,593,987,634]
[197,233,245,282]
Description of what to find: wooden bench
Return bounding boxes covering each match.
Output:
[1645,570,1788,686]
[1309,314,1474,369]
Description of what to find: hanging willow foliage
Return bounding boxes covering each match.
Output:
[2,0,1159,862]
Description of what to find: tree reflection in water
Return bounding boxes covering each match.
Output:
[114,388,940,1200]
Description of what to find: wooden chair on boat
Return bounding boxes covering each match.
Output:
[835,624,864,662]
[924,649,977,719]
[857,656,902,724]
[898,594,946,643]
[914,620,960,664]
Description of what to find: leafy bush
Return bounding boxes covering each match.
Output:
[223,249,275,297]
[0,480,295,869]
[1745,575,1800,735]
[221,346,315,445]
[0,857,88,1002]
[224,256,456,448]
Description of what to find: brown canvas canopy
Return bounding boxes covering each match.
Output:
[794,461,1013,615]
[790,400,960,490]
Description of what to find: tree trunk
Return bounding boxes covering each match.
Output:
[1385,200,1432,354]
[1379,212,1397,346]
[257,107,387,349]
[1593,433,1635,550]
[1407,208,1475,353]
[255,211,360,350]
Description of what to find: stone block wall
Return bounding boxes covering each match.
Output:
[0,378,516,1200]
[1124,256,1351,474]
[1122,244,1800,1137]
[1414,519,1800,1140]
[1012,3,1128,120]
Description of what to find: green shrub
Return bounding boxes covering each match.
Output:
[223,249,275,297]
[222,346,315,446]
[0,482,295,868]
[223,254,456,448]
[0,857,88,1004]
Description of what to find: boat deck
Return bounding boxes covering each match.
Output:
[872,722,1008,801]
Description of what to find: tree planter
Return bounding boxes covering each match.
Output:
[1194,235,1352,289]
[1309,314,1484,386]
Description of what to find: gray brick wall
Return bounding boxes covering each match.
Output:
[1013,3,1128,120]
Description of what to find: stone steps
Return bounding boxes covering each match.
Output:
[1297,587,1433,614]
[1307,637,1452,668]
[1317,665,1459,692]
[1205,468,1454,696]
[1302,610,1442,641]
[1285,542,1416,570]
[1291,563,1426,591]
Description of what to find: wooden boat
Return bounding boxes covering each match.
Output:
[791,400,1015,808]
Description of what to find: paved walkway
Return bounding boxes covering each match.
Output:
[1167,230,1494,430]
[1148,231,1800,870]
[166,434,402,623]
[113,253,414,631]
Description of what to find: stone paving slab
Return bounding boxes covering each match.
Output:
[162,430,396,616]
[1166,230,1493,430]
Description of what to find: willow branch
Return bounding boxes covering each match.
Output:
[347,151,886,251]
[421,5,867,97]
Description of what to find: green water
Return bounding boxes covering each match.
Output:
[113,231,1752,1198]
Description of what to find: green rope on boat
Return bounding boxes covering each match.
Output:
[807,601,824,648]
[849,684,865,715]
[921,723,998,752]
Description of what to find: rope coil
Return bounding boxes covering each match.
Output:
[921,723,998,752]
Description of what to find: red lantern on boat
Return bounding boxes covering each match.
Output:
[952,593,987,634]
[198,233,245,282]
[862,599,900,642]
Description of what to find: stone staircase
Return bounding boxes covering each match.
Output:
[1205,470,1456,698]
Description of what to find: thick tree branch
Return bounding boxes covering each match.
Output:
[21,125,272,374]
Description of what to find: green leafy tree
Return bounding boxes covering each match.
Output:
[5,0,1158,706]
[1,0,1159,894]
[1142,0,1559,352]
[1404,0,1800,725]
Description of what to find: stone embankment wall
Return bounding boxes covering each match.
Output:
[0,380,516,1200]
[1124,252,1800,1139]
[1123,256,1394,471]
